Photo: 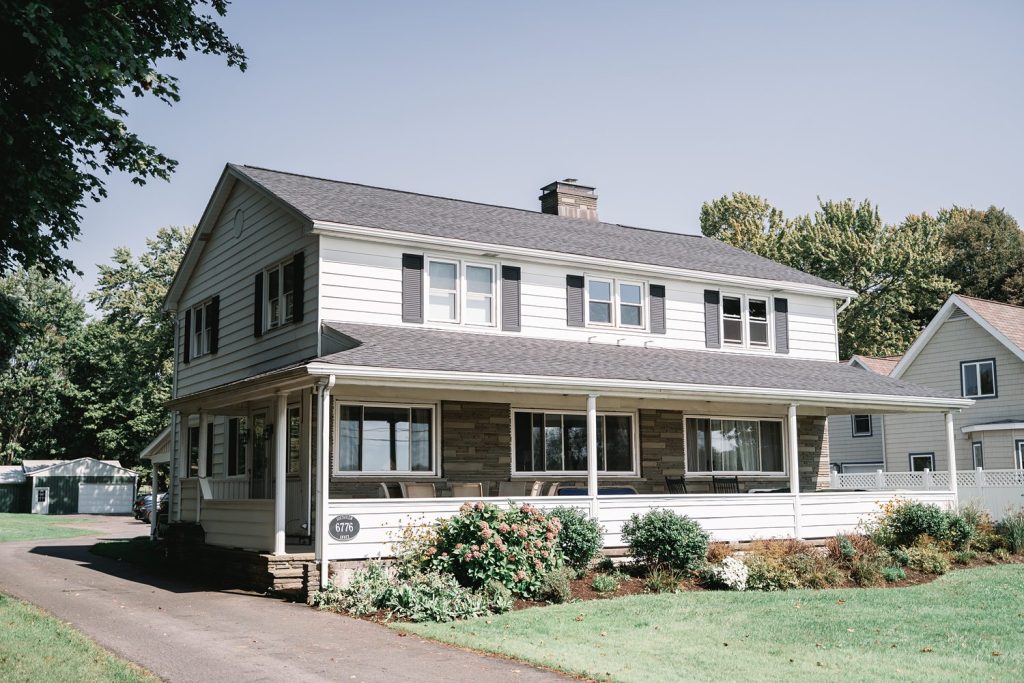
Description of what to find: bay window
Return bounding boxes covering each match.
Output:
[336,403,435,474]
[513,410,635,475]
[685,417,785,474]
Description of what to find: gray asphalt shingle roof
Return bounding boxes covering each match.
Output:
[318,322,961,401]
[232,164,845,291]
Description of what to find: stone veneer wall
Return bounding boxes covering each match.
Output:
[798,416,831,492]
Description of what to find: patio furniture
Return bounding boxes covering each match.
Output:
[378,482,404,498]
[555,486,639,495]
[399,482,437,498]
[497,481,528,497]
[528,480,546,496]
[712,476,741,494]
[664,476,688,494]
[450,482,485,498]
[545,482,561,496]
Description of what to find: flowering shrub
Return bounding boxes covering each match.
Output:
[697,556,748,591]
[420,501,564,598]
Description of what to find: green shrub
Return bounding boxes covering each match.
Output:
[996,508,1024,553]
[871,500,973,550]
[744,555,798,591]
[953,549,977,565]
[850,552,887,586]
[595,556,616,573]
[621,509,710,572]
[312,561,391,616]
[890,547,911,567]
[881,565,905,582]
[784,551,844,589]
[548,507,603,577]
[590,573,620,593]
[482,580,514,613]
[993,547,1012,561]
[832,535,857,562]
[644,565,683,593]
[421,501,564,598]
[904,544,950,575]
[538,567,574,603]
[384,571,491,622]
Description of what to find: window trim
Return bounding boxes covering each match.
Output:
[719,292,774,351]
[909,452,935,472]
[510,408,640,478]
[1015,440,1024,470]
[188,299,215,359]
[286,403,302,477]
[960,358,997,399]
[226,417,248,479]
[971,441,984,470]
[264,257,297,331]
[332,401,440,478]
[583,275,648,331]
[186,425,200,478]
[425,257,461,324]
[839,461,884,474]
[684,414,788,477]
[462,261,497,327]
[851,414,873,438]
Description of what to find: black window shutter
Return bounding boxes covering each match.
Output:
[650,284,666,334]
[501,265,521,332]
[703,289,721,349]
[205,422,214,476]
[182,309,192,364]
[291,251,305,323]
[209,296,220,354]
[566,275,585,327]
[774,297,790,354]
[253,273,264,337]
[401,254,424,323]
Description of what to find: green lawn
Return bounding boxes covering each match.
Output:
[0,593,156,682]
[0,513,100,542]
[397,565,1024,682]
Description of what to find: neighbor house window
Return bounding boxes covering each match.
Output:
[287,405,301,475]
[427,259,459,322]
[961,359,996,398]
[721,294,771,349]
[585,277,646,329]
[189,300,215,358]
[972,441,984,469]
[513,411,636,475]
[266,257,297,329]
[336,404,434,474]
[227,417,247,477]
[685,417,785,474]
[852,415,872,437]
[909,452,934,472]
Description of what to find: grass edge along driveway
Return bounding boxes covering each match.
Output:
[0,512,101,543]
[0,593,156,683]
[397,565,1024,683]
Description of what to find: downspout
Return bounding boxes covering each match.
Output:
[834,296,851,362]
[316,375,336,589]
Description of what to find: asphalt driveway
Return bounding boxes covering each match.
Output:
[0,515,566,682]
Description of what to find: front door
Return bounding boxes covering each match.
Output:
[250,412,271,499]
[32,487,49,514]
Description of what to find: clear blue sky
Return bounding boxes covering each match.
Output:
[72,0,1024,299]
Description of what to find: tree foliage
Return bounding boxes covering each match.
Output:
[700,193,956,358]
[0,0,245,277]
[939,206,1024,305]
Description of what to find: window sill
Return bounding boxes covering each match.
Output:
[684,473,788,479]
[511,472,640,479]
[331,472,440,480]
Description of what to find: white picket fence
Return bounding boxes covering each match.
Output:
[830,468,1024,520]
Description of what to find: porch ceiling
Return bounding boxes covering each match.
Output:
[310,322,971,413]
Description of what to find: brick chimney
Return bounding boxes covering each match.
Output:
[539,178,598,221]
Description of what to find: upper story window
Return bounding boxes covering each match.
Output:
[426,259,496,326]
[585,277,645,329]
[961,359,996,398]
[852,415,872,437]
[189,299,215,359]
[721,294,771,349]
[266,257,297,330]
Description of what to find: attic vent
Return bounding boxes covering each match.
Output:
[949,307,968,320]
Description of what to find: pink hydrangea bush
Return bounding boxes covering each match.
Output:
[419,501,564,598]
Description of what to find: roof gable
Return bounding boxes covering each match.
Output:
[25,457,137,479]
[892,295,1024,379]
[848,355,902,376]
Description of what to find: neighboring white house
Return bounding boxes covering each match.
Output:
[160,165,968,593]
[827,355,901,473]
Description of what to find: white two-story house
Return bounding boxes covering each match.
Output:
[162,165,968,594]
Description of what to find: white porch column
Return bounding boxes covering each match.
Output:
[317,376,335,589]
[150,459,159,540]
[945,411,959,506]
[586,394,599,518]
[274,391,289,555]
[787,403,802,539]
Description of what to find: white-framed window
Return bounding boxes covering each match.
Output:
[287,404,301,476]
[463,263,495,326]
[186,426,200,478]
[335,402,436,475]
[685,416,786,475]
[852,415,872,437]
[512,410,637,476]
[189,299,215,359]
[266,258,296,330]
[1016,440,1024,470]
[909,452,934,472]
[961,359,996,399]
[971,441,984,470]
[721,293,772,349]
[584,276,646,329]
[227,417,247,477]
[840,462,884,474]
[427,258,460,323]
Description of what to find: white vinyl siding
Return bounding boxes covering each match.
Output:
[317,235,838,360]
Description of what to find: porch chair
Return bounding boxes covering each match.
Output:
[528,480,546,496]
[544,482,561,496]
[378,482,405,498]
[450,482,485,498]
[399,482,437,498]
[664,476,688,495]
[497,481,528,497]
[712,476,741,494]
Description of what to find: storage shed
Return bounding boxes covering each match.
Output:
[0,466,29,513]
[21,458,139,515]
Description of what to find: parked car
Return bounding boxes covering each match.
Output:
[140,493,166,524]
[133,493,148,520]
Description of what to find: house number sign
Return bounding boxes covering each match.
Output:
[328,514,360,542]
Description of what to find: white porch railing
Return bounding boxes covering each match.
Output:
[205,478,251,500]
[830,468,1024,519]
[321,490,956,561]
